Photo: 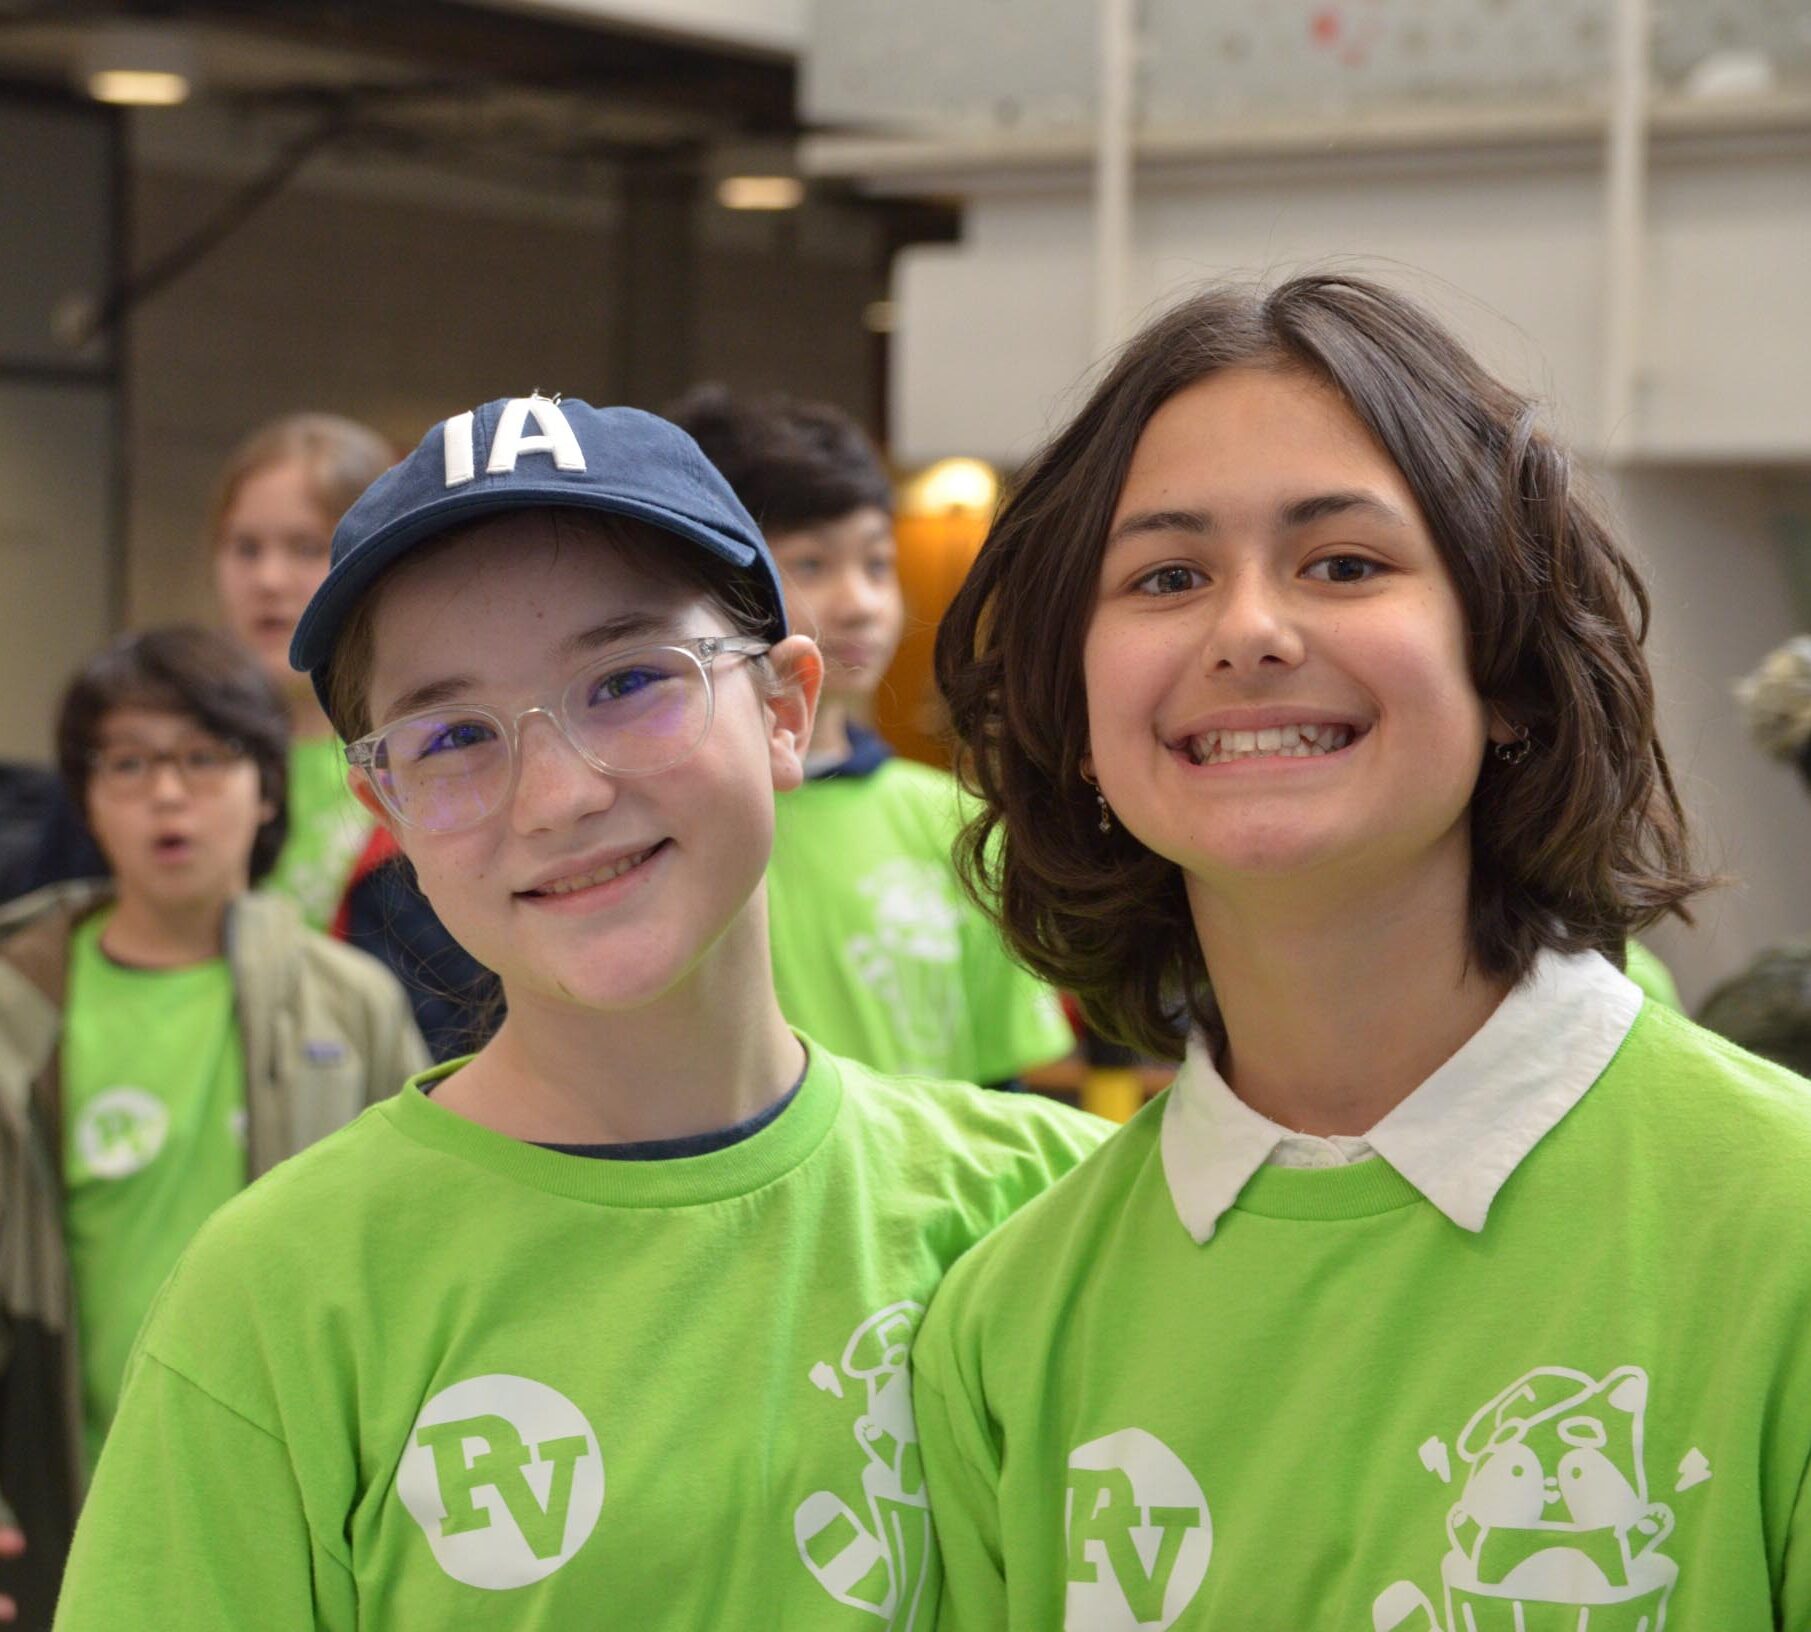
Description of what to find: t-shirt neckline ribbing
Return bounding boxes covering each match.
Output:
[379,1040,843,1208]
[1230,1156,1425,1221]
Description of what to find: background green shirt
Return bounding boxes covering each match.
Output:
[55,1045,1109,1630]
[60,910,246,1470]
[767,758,1071,1083]
[263,735,374,931]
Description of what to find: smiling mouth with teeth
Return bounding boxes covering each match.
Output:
[527,842,664,897]
[1183,723,1358,766]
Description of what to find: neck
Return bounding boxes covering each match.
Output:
[100,889,231,968]
[431,888,805,1145]
[805,700,853,766]
[1187,835,1509,1137]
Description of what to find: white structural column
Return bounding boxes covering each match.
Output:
[1093,0,1137,357]
[1602,0,1651,456]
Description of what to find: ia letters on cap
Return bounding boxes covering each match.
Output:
[443,396,587,488]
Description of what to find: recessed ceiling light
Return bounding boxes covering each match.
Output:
[717,176,805,211]
[86,69,190,106]
[77,28,197,108]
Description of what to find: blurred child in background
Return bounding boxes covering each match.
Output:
[211,414,390,927]
[1697,635,1811,1073]
[211,414,490,1057]
[673,386,1073,1088]
[0,628,423,1628]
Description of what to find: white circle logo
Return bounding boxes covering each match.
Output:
[397,1374,605,1590]
[1064,1428,1211,1631]
[74,1087,170,1179]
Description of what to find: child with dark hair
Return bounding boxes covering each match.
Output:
[671,385,1073,1085]
[0,627,424,1628]
[914,275,1811,1625]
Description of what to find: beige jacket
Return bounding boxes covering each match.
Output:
[0,880,426,1626]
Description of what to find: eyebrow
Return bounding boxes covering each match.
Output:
[1105,490,1412,548]
[556,612,685,660]
[378,613,687,721]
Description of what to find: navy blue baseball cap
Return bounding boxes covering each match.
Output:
[290,394,788,700]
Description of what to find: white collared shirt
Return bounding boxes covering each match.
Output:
[1160,947,1645,1243]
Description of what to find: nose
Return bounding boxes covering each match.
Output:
[1204,564,1305,676]
[147,760,191,807]
[248,548,291,597]
[508,708,617,835]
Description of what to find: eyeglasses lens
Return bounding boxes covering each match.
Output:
[374,649,713,833]
[566,649,709,775]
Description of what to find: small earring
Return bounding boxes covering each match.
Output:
[1081,766,1113,834]
[1494,725,1533,766]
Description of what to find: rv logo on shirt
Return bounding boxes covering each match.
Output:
[1064,1428,1211,1630]
[397,1374,605,1590]
[72,1086,169,1179]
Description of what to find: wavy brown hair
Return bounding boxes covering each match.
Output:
[934,274,1707,1060]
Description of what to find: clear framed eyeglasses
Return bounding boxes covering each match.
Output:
[345,635,771,833]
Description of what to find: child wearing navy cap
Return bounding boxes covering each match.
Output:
[54,395,1107,1630]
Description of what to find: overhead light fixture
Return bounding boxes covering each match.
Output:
[901,458,1002,518]
[77,28,197,107]
[717,175,805,211]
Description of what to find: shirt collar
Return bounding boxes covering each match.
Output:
[1160,948,1643,1243]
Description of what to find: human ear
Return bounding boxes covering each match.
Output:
[1485,708,1521,746]
[764,635,824,793]
[347,770,394,829]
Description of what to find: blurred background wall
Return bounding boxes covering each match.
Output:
[1,0,1808,1005]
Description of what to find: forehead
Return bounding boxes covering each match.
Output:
[767,506,893,556]
[94,706,211,745]
[365,513,721,707]
[223,458,327,524]
[1116,367,1413,515]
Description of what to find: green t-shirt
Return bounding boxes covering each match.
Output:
[767,758,1072,1083]
[60,910,247,1472]
[913,999,1811,1627]
[263,735,374,931]
[55,1044,1109,1630]
[1624,939,1682,1010]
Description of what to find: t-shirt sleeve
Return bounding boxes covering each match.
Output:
[943,793,1075,1084]
[54,1351,354,1631]
[913,1302,1009,1632]
[959,929,1076,1086]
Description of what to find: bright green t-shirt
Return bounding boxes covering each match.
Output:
[1624,939,1682,1010]
[55,1044,1109,1630]
[767,757,1072,1083]
[263,734,374,931]
[60,910,247,1471]
[913,1002,1811,1628]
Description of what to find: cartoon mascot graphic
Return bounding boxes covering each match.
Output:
[1373,1365,1694,1632]
[795,1301,933,1630]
